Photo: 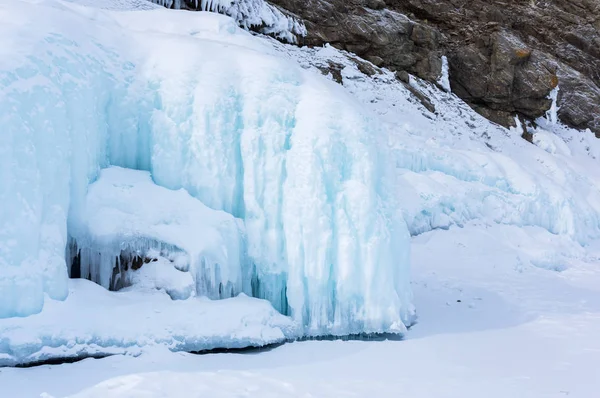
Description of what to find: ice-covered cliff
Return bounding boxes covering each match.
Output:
[2,0,600,366]
[0,0,412,338]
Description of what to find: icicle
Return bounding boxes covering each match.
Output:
[150,0,306,44]
[438,56,451,92]
[546,86,560,125]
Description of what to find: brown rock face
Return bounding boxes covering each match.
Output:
[272,0,444,82]
[269,0,600,135]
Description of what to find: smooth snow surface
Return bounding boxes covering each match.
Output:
[0,0,412,336]
[0,279,296,367]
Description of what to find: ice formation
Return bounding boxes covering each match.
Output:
[545,86,560,125]
[0,0,412,336]
[270,42,600,245]
[4,0,600,350]
[438,56,451,92]
[149,0,307,43]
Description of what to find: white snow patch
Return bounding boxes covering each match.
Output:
[123,252,196,300]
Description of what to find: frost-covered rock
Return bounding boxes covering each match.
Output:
[270,0,600,134]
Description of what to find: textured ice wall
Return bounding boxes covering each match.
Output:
[0,1,412,335]
[129,10,413,334]
[0,0,136,317]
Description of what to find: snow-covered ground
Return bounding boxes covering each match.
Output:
[2,224,599,397]
[0,279,296,367]
[1,0,600,396]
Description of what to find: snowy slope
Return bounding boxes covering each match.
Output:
[61,0,159,9]
[270,42,600,243]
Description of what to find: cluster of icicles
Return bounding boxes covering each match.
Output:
[148,0,307,43]
[152,0,228,12]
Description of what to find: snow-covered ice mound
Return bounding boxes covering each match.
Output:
[0,279,297,367]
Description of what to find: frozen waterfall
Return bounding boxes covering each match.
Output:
[0,1,413,336]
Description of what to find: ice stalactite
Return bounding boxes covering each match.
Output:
[546,86,560,125]
[147,0,307,43]
[438,56,451,92]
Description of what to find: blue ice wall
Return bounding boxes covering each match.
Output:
[0,2,413,335]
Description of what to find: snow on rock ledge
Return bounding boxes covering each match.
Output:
[0,279,297,367]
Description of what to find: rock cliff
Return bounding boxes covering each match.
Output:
[156,0,600,136]
[272,0,600,135]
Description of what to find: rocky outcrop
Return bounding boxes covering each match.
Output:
[268,0,600,135]
[271,0,444,82]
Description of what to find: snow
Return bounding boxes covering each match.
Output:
[0,0,412,337]
[62,0,159,9]
[0,279,297,367]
